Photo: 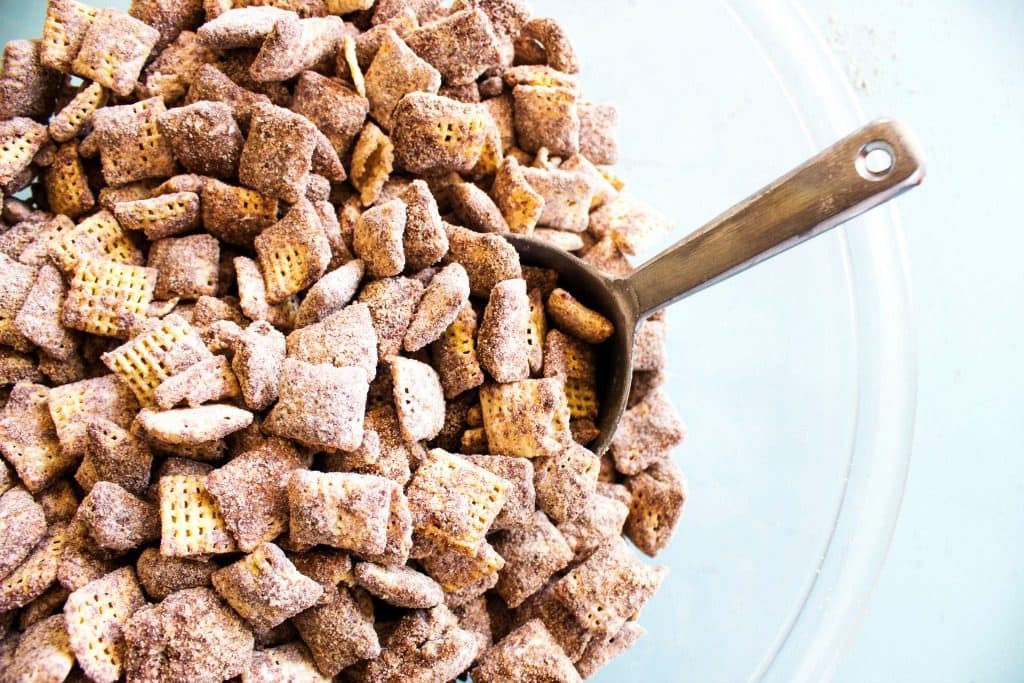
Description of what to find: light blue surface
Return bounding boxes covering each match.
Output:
[1,1,1020,682]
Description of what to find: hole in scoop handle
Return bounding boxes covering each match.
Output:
[625,118,926,320]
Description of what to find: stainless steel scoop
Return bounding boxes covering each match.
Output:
[505,119,925,455]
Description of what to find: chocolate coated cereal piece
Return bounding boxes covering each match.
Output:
[581,232,633,277]
[390,356,446,442]
[213,542,323,630]
[513,84,580,157]
[0,348,43,386]
[137,404,253,447]
[286,303,377,382]
[231,320,287,411]
[365,29,442,131]
[64,568,145,683]
[147,233,219,300]
[129,0,206,53]
[157,101,243,177]
[139,30,217,104]
[353,198,408,277]
[256,199,332,303]
[515,17,580,74]
[556,492,629,565]
[81,418,153,498]
[122,587,254,683]
[404,262,470,352]
[363,604,481,682]
[292,586,380,676]
[480,377,572,458]
[48,375,138,460]
[245,641,329,683]
[295,259,365,327]
[292,70,369,157]
[78,482,159,553]
[576,620,646,679]
[588,193,674,256]
[478,277,531,383]
[511,581,593,662]
[391,92,490,174]
[45,142,96,220]
[197,6,296,49]
[287,469,393,554]
[464,454,535,531]
[450,181,509,233]
[0,383,68,493]
[0,487,46,580]
[91,97,177,186]
[40,0,100,73]
[520,165,596,232]
[624,459,687,557]
[357,275,424,361]
[471,618,582,683]
[430,302,485,399]
[3,615,75,683]
[399,178,449,271]
[159,474,237,557]
[633,318,667,371]
[534,442,600,525]
[72,8,160,97]
[0,40,60,120]
[354,562,444,608]
[250,15,346,82]
[554,538,666,637]
[235,256,299,330]
[0,118,48,188]
[202,179,278,247]
[493,510,573,608]
[610,388,686,476]
[0,522,67,611]
[547,287,614,344]
[135,547,214,600]
[445,225,520,298]
[578,101,620,166]
[154,355,240,409]
[264,359,367,451]
[186,63,271,126]
[239,104,317,203]
[205,438,305,551]
[13,264,74,360]
[406,8,501,86]
[0,253,40,352]
[407,448,510,555]
[350,120,395,206]
[46,211,143,277]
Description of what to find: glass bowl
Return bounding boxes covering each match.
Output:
[534,1,916,681]
[0,1,915,681]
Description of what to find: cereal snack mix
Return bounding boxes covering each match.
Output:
[0,0,689,678]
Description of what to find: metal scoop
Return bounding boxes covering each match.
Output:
[505,119,925,455]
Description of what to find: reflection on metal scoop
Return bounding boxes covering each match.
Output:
[505,119,925,455]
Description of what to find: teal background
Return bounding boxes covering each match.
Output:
[2,1,1021,681]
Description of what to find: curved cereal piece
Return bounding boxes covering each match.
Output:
[137,404,254,447]
[342,34,366,97]
[354,562,443,609]
[364,29,441,132]
[350,121,394,206]
[546,287,614,344]
[64,567,146,683]
[44,142,95,220]
[197,6,297,50]
[449,181,509,233]
[154,355,240,410]
[514,17,580,74]
[295,259,365,327]
[49,81,107,143]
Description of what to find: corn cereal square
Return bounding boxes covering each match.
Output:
[480,377,571,458]
[159,474,238,557]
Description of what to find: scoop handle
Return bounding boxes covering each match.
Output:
[623,119,925,320]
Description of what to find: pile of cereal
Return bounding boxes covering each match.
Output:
[0,0,687,680]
